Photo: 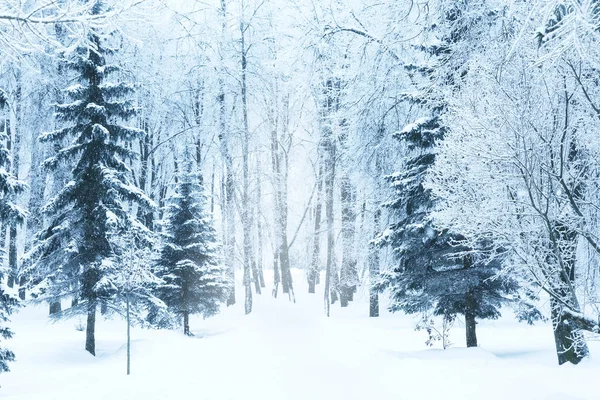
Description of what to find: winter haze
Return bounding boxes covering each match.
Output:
[0,0,599,399]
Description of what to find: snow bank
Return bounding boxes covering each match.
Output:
[1,269,598,399]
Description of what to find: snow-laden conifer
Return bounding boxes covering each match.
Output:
[0,90,27,373]
[23,0,154,356]
[154,155,229,336]
[376,1,541,347]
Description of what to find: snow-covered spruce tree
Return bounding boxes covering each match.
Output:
[0,282,18,374]
[155,156,229,336]
[23,0,153,356]
[376,1,540,347]
[428,1,600,364]
[0,90,27,372]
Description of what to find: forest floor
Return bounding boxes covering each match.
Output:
[1,269,599,400]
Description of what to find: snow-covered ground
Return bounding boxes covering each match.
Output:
[2,270,599,400]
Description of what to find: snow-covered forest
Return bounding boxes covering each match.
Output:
[1,0,600,398]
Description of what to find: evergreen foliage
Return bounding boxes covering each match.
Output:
[0,91,27,373]
[23,0,153,356]
[0,284,18,374]
[154,156,229,336]
[376,2,541,344]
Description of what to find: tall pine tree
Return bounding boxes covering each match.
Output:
[0,90,27,372]
[155,155,229,336]
[24,0,153,356]
[377,2,540,347]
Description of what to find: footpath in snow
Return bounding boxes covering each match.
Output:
[1,270,599,400]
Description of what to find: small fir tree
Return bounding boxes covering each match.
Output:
[155,156,229,336]
[23,0,153,356]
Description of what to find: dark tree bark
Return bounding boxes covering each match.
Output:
[279,234,293,299]
[183,311,191,336]
[369,209,381,317]
[49,301,62,315]
[85,304,96,356]
[465,291,478,348]
[136,120,154,229]
[369,288,379,318]
[252,260,262,295]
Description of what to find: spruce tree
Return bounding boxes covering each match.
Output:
[24,0,153,356]
[155,156,229,336]
[0,285,18,374]
[377,2,540,347]
[0,91,27,373]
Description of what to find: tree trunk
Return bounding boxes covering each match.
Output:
[550,298,589,365]
[0,225,5,254]
[276,95,293,298]
[7,225,17,289]
[86,304,96,356]
[279,239,294,301]
[465,311,477,348]
[338,105,357,307]
[5,111,19,291]
[269,80,294,300]
[49,301,62,315]
[323,78,340,312]
[324,139,336,312]
[217,0,236,307]
[369,209,381,317]
[9,70,22,293]
[252,260,261,294]
[126,294,131,375]
[251,160,261,295]
[308,164,323,294]
[270,252,279,298]
[271,121,282,300]
[136,122,154,229]
[224,170,236,306]
[339,174,357,307]
[240,18,253,315]
[183,311,191,336]
[255,158,265,288]
[548,219,589,364]
[210,165,215,214]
